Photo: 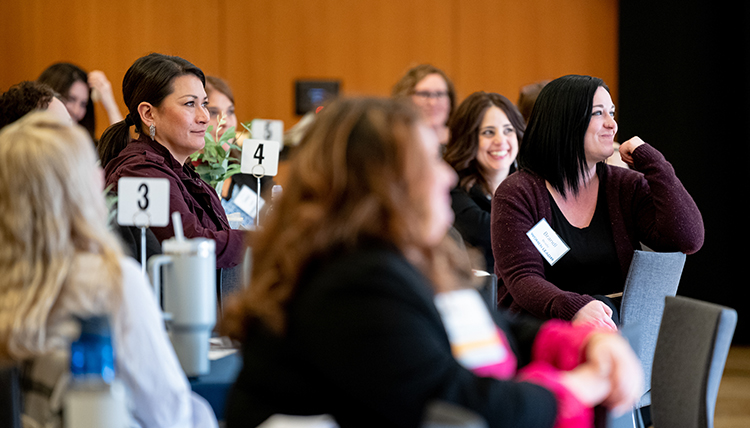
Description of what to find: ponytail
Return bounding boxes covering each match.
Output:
[96,52,206,168]
[97,119,131,168]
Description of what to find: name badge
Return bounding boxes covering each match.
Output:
[526,218,570,266]
[434,289,507,370]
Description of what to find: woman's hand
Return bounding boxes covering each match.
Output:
[583,333,644,415]
[559,362,612,407]
[88,70,123,124]
[559,332,643,414]
[572,300,617,331]
[618,136,646,167]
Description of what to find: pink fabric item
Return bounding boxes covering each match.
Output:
[468,320,602,426]
[532,320,599,370]
[518,361,593,428]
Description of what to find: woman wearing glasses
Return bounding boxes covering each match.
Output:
[392,64,456,146]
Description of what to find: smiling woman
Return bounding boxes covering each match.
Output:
[98,53,246,270]
[490,74,704,330]
[443,91,525,271]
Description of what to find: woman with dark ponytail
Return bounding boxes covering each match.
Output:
[100,53,245,270]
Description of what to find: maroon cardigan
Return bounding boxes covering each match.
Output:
[490,143,704,320]
[105,137,245,269]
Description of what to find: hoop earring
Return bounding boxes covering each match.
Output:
[149,123,156,140]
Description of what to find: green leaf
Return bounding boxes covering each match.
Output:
[205,127,217,146]
[241,122,253,136]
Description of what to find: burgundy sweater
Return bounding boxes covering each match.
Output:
[490,143,704,320]
[105,137,245,269]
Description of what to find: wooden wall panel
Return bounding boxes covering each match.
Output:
[220,0,457,129]
[454,0,619,105]
[1,0,618,139]
[0,0,222,137]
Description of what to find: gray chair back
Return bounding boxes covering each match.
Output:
[650,296,737,428]
[619,250,686,408]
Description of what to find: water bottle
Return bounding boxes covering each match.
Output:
[64,316,128,428]
[69,316,115,383]
[148,212,217,378]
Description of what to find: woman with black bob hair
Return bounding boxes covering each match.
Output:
[443,91,525,271]
[99,53,245,270]
[491,74,704,330]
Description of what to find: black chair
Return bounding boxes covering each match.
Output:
[0,364,22,428]
[476,272,498,311]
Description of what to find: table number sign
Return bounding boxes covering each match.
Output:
[249,119,284,145]
[117,177,170,228]
[241,139,280,177]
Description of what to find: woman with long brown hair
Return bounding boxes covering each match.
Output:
[443,91,525,271]
[221,97,642,428]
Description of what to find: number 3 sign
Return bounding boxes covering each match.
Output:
[117,177,170,227]
[241,139,280,177]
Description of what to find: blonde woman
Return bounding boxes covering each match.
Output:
[0,112,217,427]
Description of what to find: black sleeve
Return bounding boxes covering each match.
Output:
[292,250,557,428]
[492,310,546,369]
[450,187,494,270]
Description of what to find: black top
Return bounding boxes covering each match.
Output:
[545,183,623,298]
[225,242,556,428]
[450,184,494,271]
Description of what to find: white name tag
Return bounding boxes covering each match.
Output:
[117,177,170,227]
[526,218,570,266]
[241,139,280,177]
[233,185,265,217]
[434,289,506,370]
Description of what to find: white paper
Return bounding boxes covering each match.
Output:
[233,185,265,217]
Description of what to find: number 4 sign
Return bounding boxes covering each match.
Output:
[241,139,280,177]
[117,177,170,227]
